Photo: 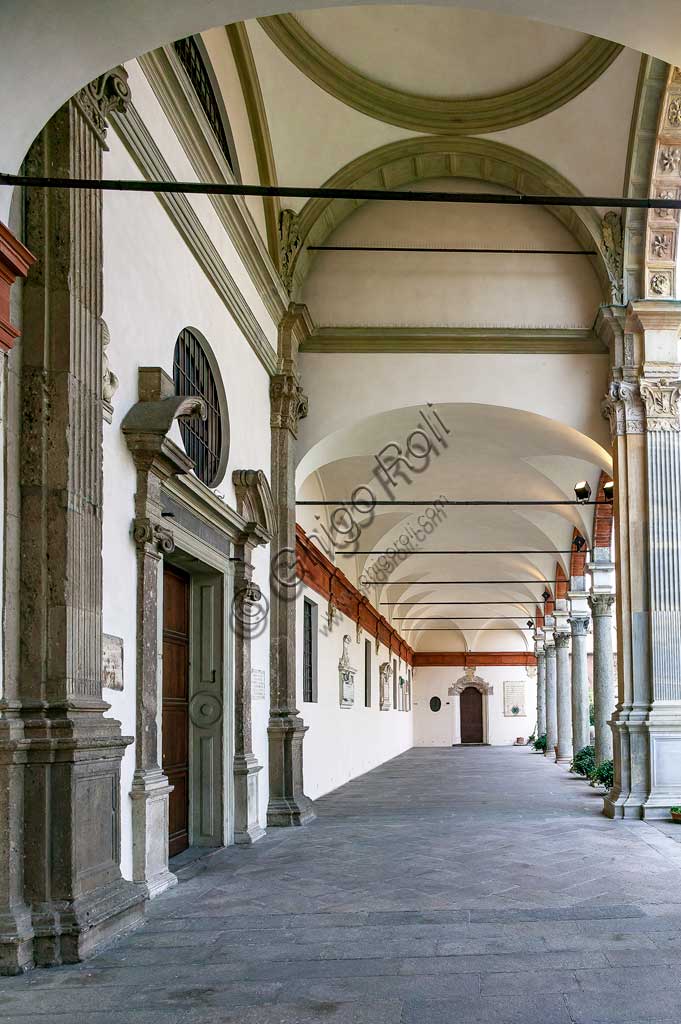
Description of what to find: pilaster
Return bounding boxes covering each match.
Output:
[122,368,204,896]
[268,306,315,826]
[601,300,681,818]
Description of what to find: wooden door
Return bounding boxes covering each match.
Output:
[163,564,190,857]
[460,686,483,744]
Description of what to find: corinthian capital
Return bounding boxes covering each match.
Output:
[639,376,681,432]
[601,379,645,439]
[270,372,308,436]
[74,66,131,147]
[589,593,615,616]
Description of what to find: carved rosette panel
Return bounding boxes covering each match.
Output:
[646,67,681,300]
[74,66,131,147]
[601,380,646,440]
[270,372,308,437]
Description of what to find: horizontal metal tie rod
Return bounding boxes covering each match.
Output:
[378,581,559,589]
[2,172,681,210]
[298,499,607,506]
[404,626,534,631]
[393,616,535,620]
[381,600,539,605]
[339,549,578,555]
[308,245,597,255]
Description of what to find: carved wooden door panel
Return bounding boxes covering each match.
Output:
[460,686,483,744]
[163,563,191,857]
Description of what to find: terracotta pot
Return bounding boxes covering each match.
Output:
[671,811,681,823]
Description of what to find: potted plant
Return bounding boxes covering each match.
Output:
[589,759,614,789]
[532,733,547,753]
[570,745,595,778]
[671,807,681,823]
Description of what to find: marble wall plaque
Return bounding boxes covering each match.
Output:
[252,669,266,700]
[503,680,526,717]
[102,633,124,691]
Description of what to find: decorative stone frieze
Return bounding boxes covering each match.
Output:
[278,209,301,293]
[73,65,131,147]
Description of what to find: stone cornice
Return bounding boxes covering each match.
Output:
[0,221,35,353]
[109,101,279,377]
[137,47,288,328]
[296,524,413,665]
[225,23,281,265]
[300,326,605,355]
[259,15,622,136]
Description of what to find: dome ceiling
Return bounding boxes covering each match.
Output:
[258,6,623,133]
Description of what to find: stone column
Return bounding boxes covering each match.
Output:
[16,69,145,967]
[232,469,275,845]
[534,639,546,738]
[589,591,616,766]
[122,368,204,897]
[268,306,315,826]
[544,634,558,758]
[568,609,591,754]
[553,623,573,765]
[598,309,681,816]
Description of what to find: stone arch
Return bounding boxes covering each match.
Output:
[448,670,493,697]
[285,135,613,299]
[592,470,614,556]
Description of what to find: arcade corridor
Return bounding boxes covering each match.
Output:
[3,746,681,1023]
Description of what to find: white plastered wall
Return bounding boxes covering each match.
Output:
[101,62,275,877]
[413,665,538,747]
[296,584,414,800]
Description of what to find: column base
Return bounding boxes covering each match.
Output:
[234,754,266,845]
[555,754,572,765]
[267,715,315,827]
[31,878,145,967]
[0,907,34,975]
[131,768,177,899]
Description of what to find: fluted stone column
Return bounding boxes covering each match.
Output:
[569,611,591,754]
[589,592,616,765]
[13,69,145,968]
[535,639,546,738]
[268,306,315,827]
[598,303,681,816]
[554,627,573,764]
[544,636,558,758]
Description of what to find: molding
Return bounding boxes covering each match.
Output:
[645,65,681,300]
[259,15,622,136]
[301,326,606,355]
[137,48,288,327]
[109,101,278,377]
[225,23,281,265]
[622,56,670,303]
[288,135,611,300]
[413,652,536,668]
[296,524,413,665]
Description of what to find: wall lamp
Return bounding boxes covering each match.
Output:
[572,534,587,552]
[526,619,534,630]
[542,589,551,602]
[603,481,614,503]
[574,480,592,503]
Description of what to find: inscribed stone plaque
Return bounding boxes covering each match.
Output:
[102,634,124,691]
[252,669,266,700]
[503,680,526,717]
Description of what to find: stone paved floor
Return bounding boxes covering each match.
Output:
[4,746,681,1023]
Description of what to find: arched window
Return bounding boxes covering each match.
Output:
[173,35,238,174]
[173,327,229,488]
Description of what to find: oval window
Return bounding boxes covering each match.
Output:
[429,696,442,712]
[173,327,229,488]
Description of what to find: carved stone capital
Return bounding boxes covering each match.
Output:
[602,379,645,439]
[569,615,591,637]
[601,212,624,305]
[589,592,615,616]
[270,372,308,436]
[553,631,571,649]
[132,517,175,554]
[278,209,301,294]
[74,66,131,147]
[639,376,681,431]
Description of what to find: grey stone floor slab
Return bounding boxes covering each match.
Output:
[4,746,681,1022]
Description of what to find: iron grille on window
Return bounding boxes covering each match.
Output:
[173,328,223,487]
[303,600,314,703]
[173,36,233,169]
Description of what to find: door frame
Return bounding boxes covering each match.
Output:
[449,670,493,745]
